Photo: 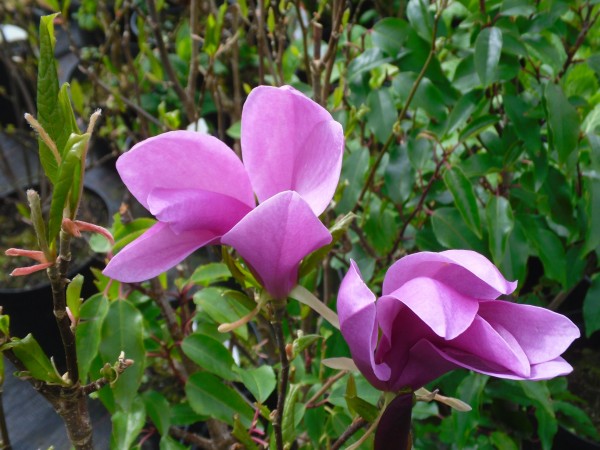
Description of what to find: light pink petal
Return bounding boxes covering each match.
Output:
[241,86,344,215]
[477,300,580,364]
[381,277,479,340]
[221,191,331,299]
[382,250,517,299]
[117,131,254,210]
[445,316,531,378]
[337,261,391,390]
[147,188,253,235]
[103,222,216,282]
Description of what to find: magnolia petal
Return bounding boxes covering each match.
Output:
[103,222,216,282]
[381,277,479,340]
[337,261,391,389]
[241,86,344,215]
[478,300,580,364]
[221,191,331,299]
[448,315,531,378]
[382,250,517,300]
[117,131,254,210]
[148,188,253,235]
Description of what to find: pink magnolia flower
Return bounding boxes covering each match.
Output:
[103,86,344,299]
[337,250,580,391]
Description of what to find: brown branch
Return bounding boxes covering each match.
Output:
[331,417,368,450]
[557,7,600,79]
[306,370,347,408]
[169,427,212,450]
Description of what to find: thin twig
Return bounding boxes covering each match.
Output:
[271,300,290,450]
[331,418,368,450]
[306,370,347,408]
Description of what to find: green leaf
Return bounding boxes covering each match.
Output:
[475,27,503,86]
[99,299,146,411]
[193,288,254,340]
[443,166,482,238]
[504,95,541,153]
[583,275,600,338]
[486,196,514,265]
[36,14,61,184]
[237,365,276,404]
[452,373,489,447]
[186,372,254,426]
[8,334,66,385]
[458,115,500,143]
[431,207,486,253]
[344,375,379,422]
[489,431,519,450]
[282,384,304,445]
[347,49,392,80]
[554,400,600,441]
[160,436,190,450]
[582,177,600,255]
[66,274,84,323]
[181,333,238,381]
[500,0,535,16]
[520,215,566,286]
[367,88,395,144]
[372,18,410,56]
[143,390,171,436]
[110,396,146,450]
[190,262,231,287]
[444,90,480,137]
[545,83,580,166]
[76,294,109,382]
[47,133,90,244]
[292,334,322,358]
[407,0,434,42]
[57,83,80,152]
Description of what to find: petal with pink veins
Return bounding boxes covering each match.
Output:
[117,131,254,210]
[103,222,217,282]
[241,86,344,215]
[221,191,332,299]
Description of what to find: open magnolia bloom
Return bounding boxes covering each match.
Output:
[104,86,344,299]
[338,250,580,392]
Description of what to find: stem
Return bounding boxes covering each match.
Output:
[0,387,11,450]
[331,418,368,450]
[271,299,289,450]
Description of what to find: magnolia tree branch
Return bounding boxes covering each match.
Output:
[331,417,368,450]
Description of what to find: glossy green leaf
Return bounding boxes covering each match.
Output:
[190,262,231,286]
[237,365,276,404]
[452,373,489,447]
[186,372,254,427]
[554,400,600,441]
[36,14,61,184]
[475,27,503,86]
[345,375,379,422]
[500,0,535,16]
[57,83,80,152]
[407,0,434,42]
[8,334,66,385]
[582,177,600,255]
[367,88,395,144]
[76,294,109,382]
[292,334,322,358]
[110,396,146,450]
[392,73,447,121]
[347,49,392,80]
[372,18,410,56]
[193,288,253,340]
[545,83,580,166]
[47,133,90,244]
[99,299,146,411]
[443,166,482,238]
[444,91,480,137]
[282,384,304,445]
[181,333,238,381]
[583,275,600,338]
[431,207,486,253]
[143,390,171,436]
[486,196,514,265]
[504,95,541,153]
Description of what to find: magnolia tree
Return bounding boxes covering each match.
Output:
[1,1,599,449]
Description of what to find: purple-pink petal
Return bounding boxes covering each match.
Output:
[382,277,479,340]
[382,250,517,300]
[117,131,255,210]
[221,191,332,299]
[338,261,391,389]
[103,222,217,282]
[241,86,344,216]
[147,188,253,235]
[477,300,580,364]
